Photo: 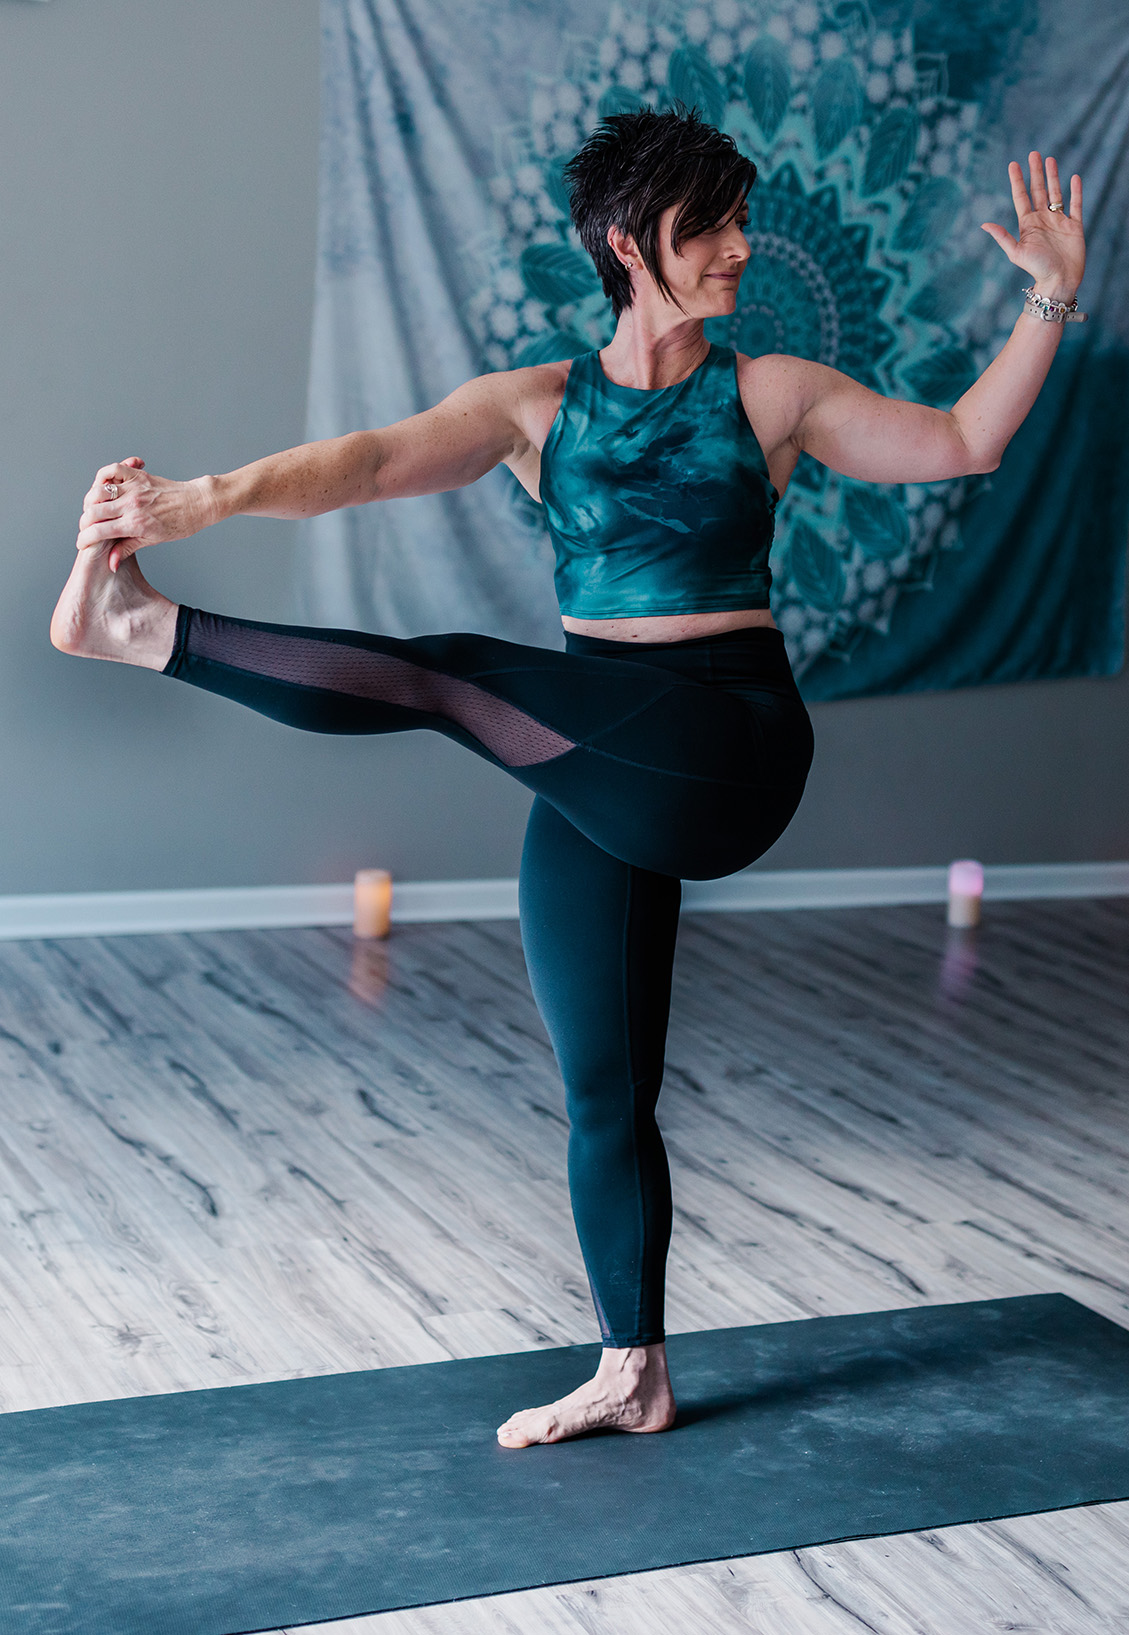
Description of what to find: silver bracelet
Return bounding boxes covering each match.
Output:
[1022,285,1088,323]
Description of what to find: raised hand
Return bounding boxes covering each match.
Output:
[980,152,1085,302]
[77,457,218,571]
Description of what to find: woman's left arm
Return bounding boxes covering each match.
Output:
[782,152,1085,483]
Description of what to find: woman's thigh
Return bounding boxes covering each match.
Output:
[167,610,811,877]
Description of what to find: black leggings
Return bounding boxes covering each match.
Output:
[165,609,813,1346]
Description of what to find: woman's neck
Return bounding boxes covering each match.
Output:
[598,315,709,390]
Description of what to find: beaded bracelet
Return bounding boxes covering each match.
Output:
[1022,286,1088,323]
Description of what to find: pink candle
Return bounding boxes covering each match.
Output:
[947,859,984,928]
[354,868,393,939]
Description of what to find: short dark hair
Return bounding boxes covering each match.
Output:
[564,105,757,318]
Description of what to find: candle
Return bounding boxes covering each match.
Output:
[353,868,393,939]
[947,858,984,929]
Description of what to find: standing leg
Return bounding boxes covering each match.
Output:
[495,797,681,1447]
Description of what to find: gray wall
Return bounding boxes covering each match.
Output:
[1,0,1126,897]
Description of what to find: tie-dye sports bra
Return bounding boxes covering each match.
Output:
[538,342,777,619]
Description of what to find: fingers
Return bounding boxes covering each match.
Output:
[94,459,144,487]
[87,459,145,508]
[79,499,124,530]
[85,479,124,510]
[1017,153,1083,222]
[1026,150,1048,210]
[77,504,147,549]
[77,517,131,550]
[77,458,152,569]
[1008,158,1032,219]
[1044,154,1063,208]
[76,525,141,571]
[79,487,128,531]
[980,221,1018,258]
[83,458,150,529]
[108,542,138,572]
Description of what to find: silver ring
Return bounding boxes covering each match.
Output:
[1047,201,1064,212]
[103,482,120,500]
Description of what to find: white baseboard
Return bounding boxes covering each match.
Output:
[685,861,1129,913]
[0,878,518,942]
[0,862,1126,942]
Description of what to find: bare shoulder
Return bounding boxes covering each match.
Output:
[438,359,572,502]
[736,351,884,414]
[738,351,816,408]
[733,351,819,469]
[455,359,571,451]
[442,357,565,409]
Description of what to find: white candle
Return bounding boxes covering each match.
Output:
[947,858,984,929]
[354,868,393,939]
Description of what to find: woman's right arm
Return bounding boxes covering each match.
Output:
[77,370,533,568]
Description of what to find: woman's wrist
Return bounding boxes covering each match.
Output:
[1029,276,1078,305]
[195,471,237,526]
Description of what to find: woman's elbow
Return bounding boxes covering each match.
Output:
[950,434,1003,478]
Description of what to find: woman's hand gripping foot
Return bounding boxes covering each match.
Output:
[496,1342,676,1449]
[50,543,177,672]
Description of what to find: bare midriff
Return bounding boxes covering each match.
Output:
[561,607,777,643]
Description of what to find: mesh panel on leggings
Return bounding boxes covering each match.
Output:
[187,618,576,767]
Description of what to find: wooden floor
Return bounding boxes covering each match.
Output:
[1,899,1128,1632]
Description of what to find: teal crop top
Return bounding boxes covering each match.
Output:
[538,343,777,619]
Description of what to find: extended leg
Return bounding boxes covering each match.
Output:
[51,546,778,880]
[496,797,681,1447]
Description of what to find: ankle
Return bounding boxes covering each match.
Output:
[135,598,179,671]
[596,1342,669,1391]
[113,590,178,671]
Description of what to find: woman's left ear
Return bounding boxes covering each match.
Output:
[607,223,640,267]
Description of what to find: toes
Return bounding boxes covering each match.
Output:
[496,1423,534,1449]
[496,1409,551,1448]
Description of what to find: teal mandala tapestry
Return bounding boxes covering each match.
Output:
[301,0,1129,699]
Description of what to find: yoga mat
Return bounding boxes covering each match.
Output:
[4,1293,1129,1635]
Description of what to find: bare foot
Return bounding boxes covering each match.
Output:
[496,1343,676,1449]
[51,545,177,672]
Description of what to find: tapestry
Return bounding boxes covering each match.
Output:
[299,0,1129,699]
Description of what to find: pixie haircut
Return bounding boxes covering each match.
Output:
[564,105,757,318]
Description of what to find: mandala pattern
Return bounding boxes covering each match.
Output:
[466,0,1024,673]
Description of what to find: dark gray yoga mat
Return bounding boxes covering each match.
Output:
[4,1293,1129,1635]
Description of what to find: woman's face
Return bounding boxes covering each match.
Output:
[634,197,751,319]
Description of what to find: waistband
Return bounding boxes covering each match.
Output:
[564,626,785,656]
[564,625,800,696]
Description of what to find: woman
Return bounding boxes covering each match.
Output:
[51,109,1085,1449]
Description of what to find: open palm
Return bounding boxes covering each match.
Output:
[981,151,1085,298]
